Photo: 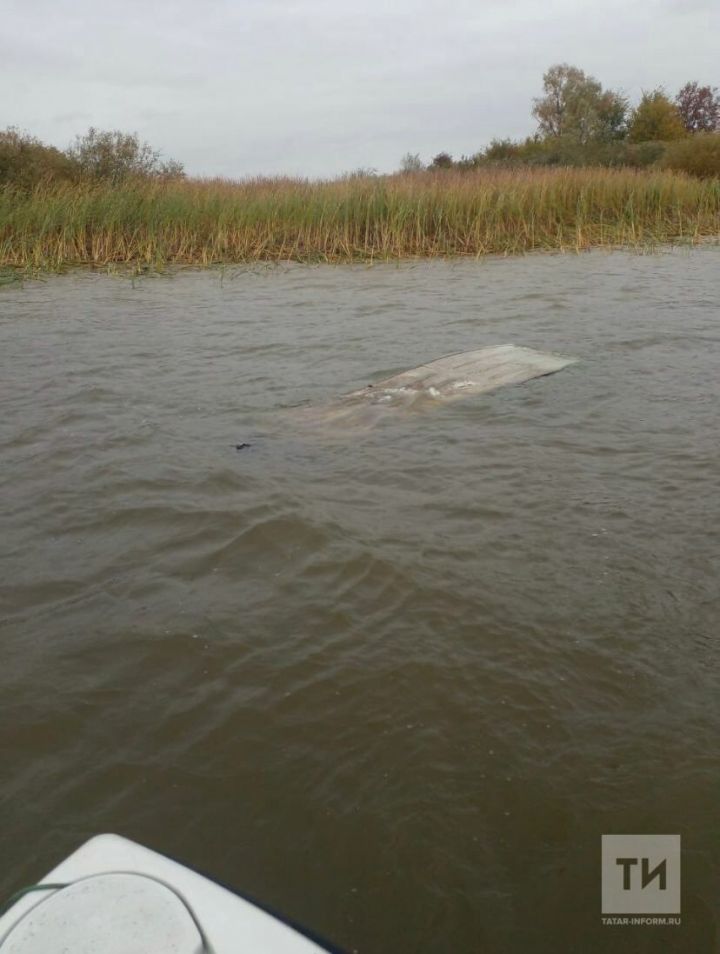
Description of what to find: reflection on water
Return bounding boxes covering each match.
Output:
[1,249,719,953]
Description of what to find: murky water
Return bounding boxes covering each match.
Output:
[1,250,719,953]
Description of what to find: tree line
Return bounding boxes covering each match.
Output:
[0,127,184,190]
[402,65,720,177]
[2,66,719,189]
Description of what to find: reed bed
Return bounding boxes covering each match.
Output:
[1,167,718,269]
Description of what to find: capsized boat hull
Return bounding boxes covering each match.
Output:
[290,344,576,431]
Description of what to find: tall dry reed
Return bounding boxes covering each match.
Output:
[1,167,718,269]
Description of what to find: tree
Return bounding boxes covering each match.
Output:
[675,82,720,133]
[67,128,184,182]
[628,90,686,142]
[594,89,630,141]
[399,152,424,173]
[532,64,628,143]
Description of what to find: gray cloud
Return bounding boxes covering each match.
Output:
[2,0,717,177]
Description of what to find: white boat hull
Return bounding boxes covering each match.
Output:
[0,834,331,953]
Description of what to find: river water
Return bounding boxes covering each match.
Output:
[1,249,719,953]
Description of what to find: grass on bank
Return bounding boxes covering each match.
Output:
[1,166,719,270]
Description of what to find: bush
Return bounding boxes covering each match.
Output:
[482,139,525,161]
[399,152,424,173]
[341,166,378,180]
[618,141,667,168]
[0,128,78,189]
[0,127,185,189]
[67,128,184,183]
[430,152,453,170]
[661,133,720,178]
[473,137,666,170]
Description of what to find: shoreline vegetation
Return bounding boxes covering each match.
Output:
[1,65,718,271]
[1,167,719,270]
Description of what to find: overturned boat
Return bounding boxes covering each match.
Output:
[290,344,576,431]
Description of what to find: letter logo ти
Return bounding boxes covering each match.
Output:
[602,835,680,914]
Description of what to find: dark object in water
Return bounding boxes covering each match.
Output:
[235,443,252,451]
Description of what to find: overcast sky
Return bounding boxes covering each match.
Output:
[3,0,718,178]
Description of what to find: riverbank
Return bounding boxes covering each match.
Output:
[1,167,718,269]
